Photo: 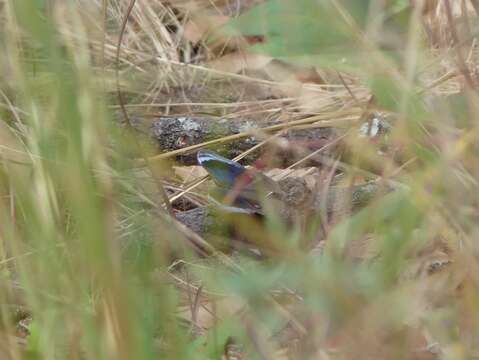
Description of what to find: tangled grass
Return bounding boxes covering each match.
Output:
[1,0,479,359]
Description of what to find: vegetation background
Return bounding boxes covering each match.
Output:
[1,0,479,359]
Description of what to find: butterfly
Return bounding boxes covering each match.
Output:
[197,150,282,212]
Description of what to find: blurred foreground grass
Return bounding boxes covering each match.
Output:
[1,0,479,359]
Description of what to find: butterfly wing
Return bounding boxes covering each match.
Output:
[197,150,246,189]
[197,150,283,210]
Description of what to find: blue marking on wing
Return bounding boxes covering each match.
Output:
[197,150,246,189]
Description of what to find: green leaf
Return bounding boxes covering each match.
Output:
[225,0,417,73]
[227,0,371,57]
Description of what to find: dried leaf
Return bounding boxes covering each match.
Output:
[174,165,208,183]
[209,51,273,73]
[183,14,230,44]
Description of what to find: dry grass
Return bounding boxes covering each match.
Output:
[1,0,479,359]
